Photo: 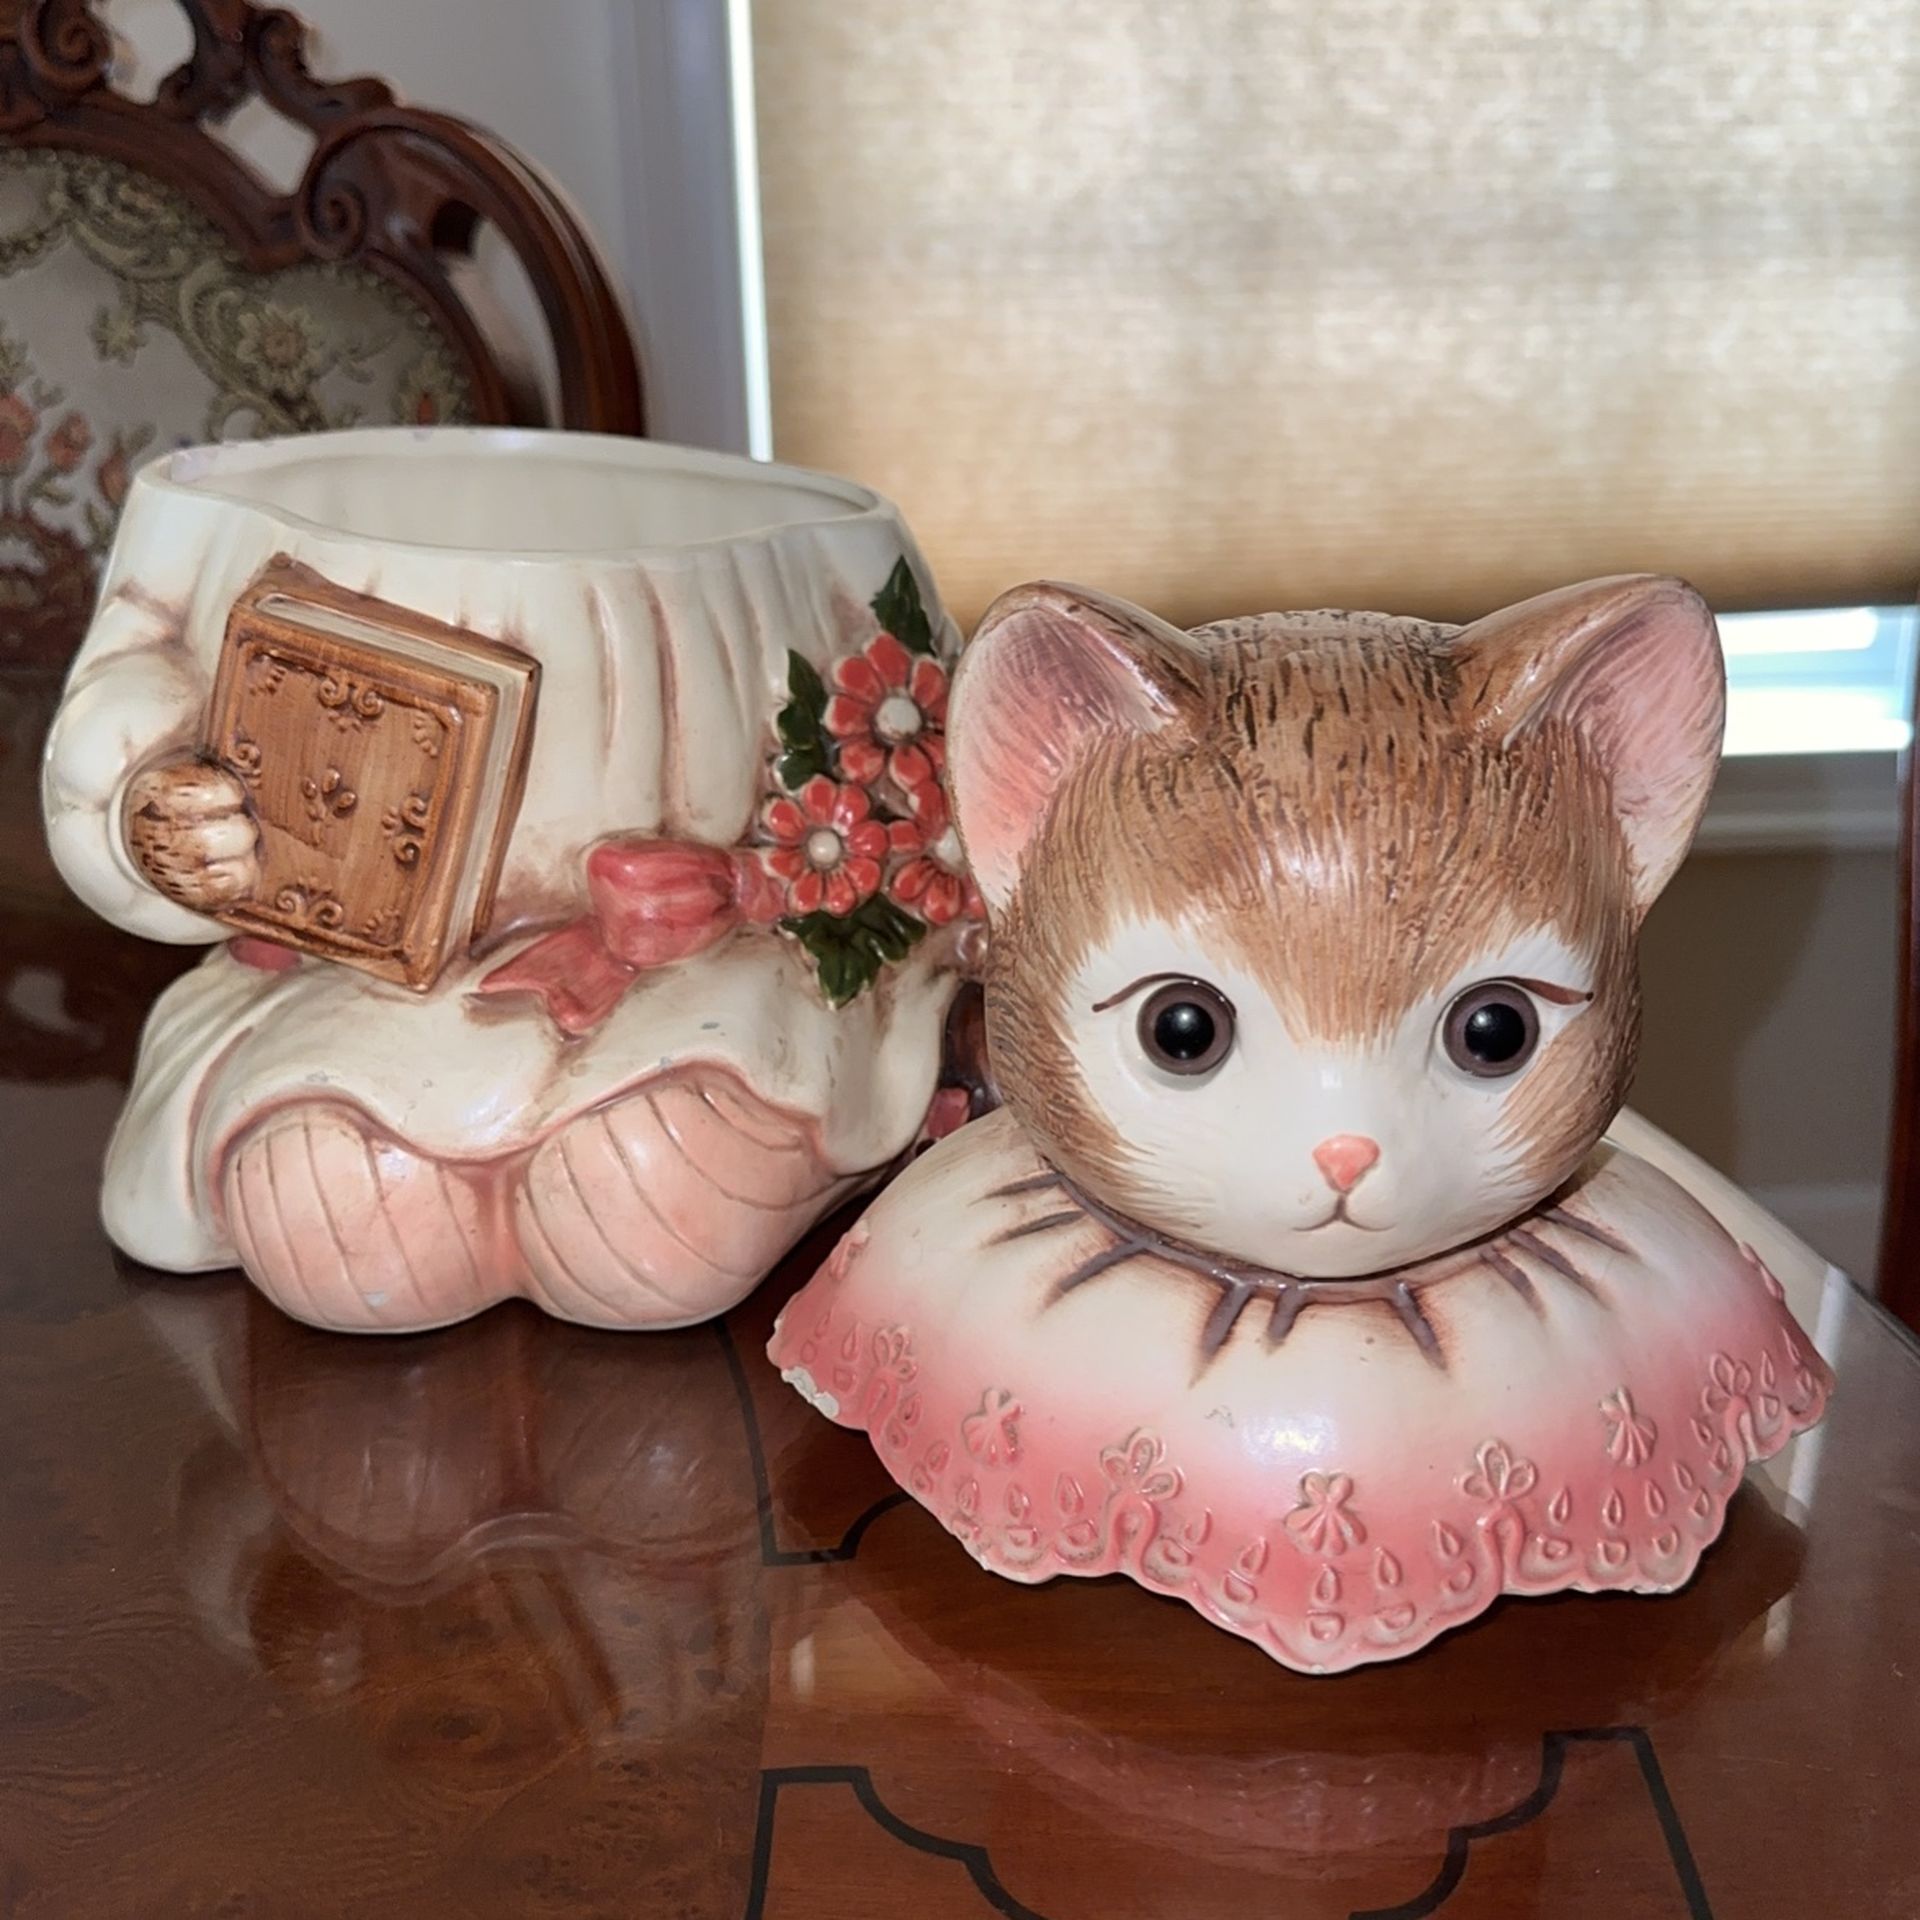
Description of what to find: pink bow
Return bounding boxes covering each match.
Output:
[478,839,749,1036]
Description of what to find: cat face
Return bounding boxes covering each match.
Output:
[1049,917,1623,1275]
[949,577,1723,1276]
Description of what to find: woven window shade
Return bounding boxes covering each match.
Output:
[753,0,1920,631]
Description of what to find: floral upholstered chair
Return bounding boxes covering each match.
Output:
[0,0,643,1087]
[0,149,483,655]
[0,0,645,668]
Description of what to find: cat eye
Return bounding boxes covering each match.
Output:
[1136,978,1236,1078]
[1441,982,1541,1078]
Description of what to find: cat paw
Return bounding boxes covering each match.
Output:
[125,753,260,912]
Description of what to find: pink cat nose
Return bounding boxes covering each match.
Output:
[1313,1134,1380,1193]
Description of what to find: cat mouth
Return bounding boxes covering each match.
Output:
[1303,1199,1391,1234]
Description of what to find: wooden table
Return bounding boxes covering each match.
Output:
[4,675,1919,1918]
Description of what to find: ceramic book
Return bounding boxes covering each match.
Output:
[194,562,539,988]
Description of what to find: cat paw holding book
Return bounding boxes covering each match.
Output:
[770,573,1835,1671]
[44,431,975,1331]
[123,755,261,913]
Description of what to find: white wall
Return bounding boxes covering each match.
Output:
[298,2,636,295]
[105,0,632,271]
[105,0,749,445]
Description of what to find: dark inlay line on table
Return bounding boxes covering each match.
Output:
[1349,1725,1712,1920]
[712,1316,911,1567]
[747,1765,1048,1920]
[746,1727,1709,1920]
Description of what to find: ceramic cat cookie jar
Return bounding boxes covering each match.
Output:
[43,428,978,1332]
[770,574,1834,1672]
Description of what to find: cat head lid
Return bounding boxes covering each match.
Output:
[948,575,1724,1277]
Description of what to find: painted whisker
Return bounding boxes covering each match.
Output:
[1508,1225,1603,1298]
[988,1208,1085,1245]
[1263,1288,1307,1347]
[1481,1244,1542,1311]
[1200,1280,1259,1356]
[1389,1281,1443,1363]
[1051,1241,1149,1299]
[987,1172,1069,1200]
[1541,1205,1633,1257]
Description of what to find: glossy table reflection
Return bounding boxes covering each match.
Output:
[3,673,1919,1919]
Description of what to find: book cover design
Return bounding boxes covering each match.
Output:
[203,563,538,989]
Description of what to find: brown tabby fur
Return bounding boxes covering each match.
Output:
[982,607,1644,1221]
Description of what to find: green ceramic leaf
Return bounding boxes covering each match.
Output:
[776,651,827,744]
[859,896,919,963]
[775,741,830,787]
[784,895,928,1006]
[870,557,936,656]
[774,650,833,789]
[825,946,859,1006]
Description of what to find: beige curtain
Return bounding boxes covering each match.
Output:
[753,0,1920,630]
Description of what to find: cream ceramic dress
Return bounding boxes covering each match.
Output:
[43,430,966,1330]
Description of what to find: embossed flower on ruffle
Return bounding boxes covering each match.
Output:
[1098,1428,1181,1503]
[1283,1470,1367,1554]
[885,784,984,926]
[869,1324,914,1380]
[1600,1386,1658,1467]
[1701,1352,1754,1416]
[962,1386,1021,1466]
[761,774,888,917]
[825,631,948,793]
[1462,1439,1538,1506]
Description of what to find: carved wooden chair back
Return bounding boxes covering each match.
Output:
[0,0,646,668]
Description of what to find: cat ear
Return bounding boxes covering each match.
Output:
[949,582,1206,914]
[1461,575,1724,915]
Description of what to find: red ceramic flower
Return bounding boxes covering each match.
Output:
[762,774,888,917]
[885,784,983,927]
[45,411,92,474]
[0,392,36,472]
[825,632,948,793]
